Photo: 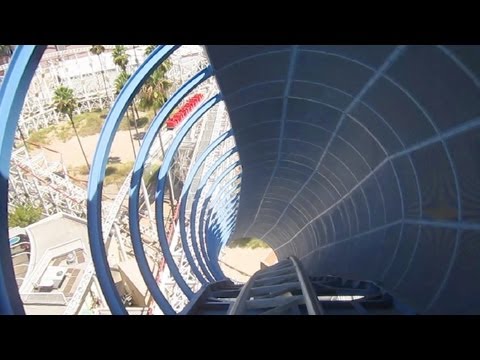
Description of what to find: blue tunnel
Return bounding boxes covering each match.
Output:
[204,45,480,314]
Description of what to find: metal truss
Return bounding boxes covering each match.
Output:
[9,147,87,218]
[5,45,208,139]
[1,45,240,315]
[0,46,149,137]
[152,79,235,314]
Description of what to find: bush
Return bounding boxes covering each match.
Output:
[227,237,270,249]
[28,126,55,145]
[135,117,149,128]
[119,115,150,131]
[74,110,108,137]
[104,161,134,186]
[55,124,73,142]
[144,162,161,188]
[9,204,43,228]
[78,164,90,175]
[29,109,109,144]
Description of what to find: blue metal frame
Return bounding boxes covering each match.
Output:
[0,45,46,315]
[128,66,213,313]
[195,173,240,275]
[203,178,241,241]
[198,177,241,279]
[199,178,241,278]
[210,198,239,237]
[178,130,233,283]
[154,94,222,299]
[189,151,238,283]
[87,45,179,315]
[204,189,240,246]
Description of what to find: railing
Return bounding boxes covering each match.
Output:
[64,264,94,314]
[0,45,147,72]
[21,292,67,305]
[227,256,323,315]
[288,256,324,315]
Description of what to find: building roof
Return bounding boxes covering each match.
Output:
[18,213,93,315]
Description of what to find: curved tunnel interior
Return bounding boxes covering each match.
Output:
[205,45,480,314]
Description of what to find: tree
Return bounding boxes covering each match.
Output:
[140,45,173,114]
[0,45,14,56]
[114,71,131,96]
[112,45,129,72]
[112,46,142,138]
[144,45,156,56]
[9,204,43,228]
[114,71,139,157]
[0,45,14,66]
[139,62,173,113]
[53,86,91,170]
[90,45,109,100]
[142,45,175,218]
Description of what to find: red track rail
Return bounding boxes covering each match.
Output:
[147,200,181,314]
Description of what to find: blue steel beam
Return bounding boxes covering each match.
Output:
[214,209,239,242]
[199,179,241,279]
[155,94,223,298]
[177,130,233,284]
[189,151,239,281]
[203,183,241,234]
[207,185,241,223]
[204,207,226,278]
[199,179,241,273]
[128,66,213,313]
[197,178,241,277]
[87,45,179,315]
[203,157,291,266]
[212,198,240,233]
[0,45,46,315]
[208,195,240,235]
[196,173,240,276]
[200,174,242,239]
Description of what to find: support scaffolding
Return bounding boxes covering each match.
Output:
[7,45,232,313]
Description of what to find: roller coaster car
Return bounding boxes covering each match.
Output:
[166,119,176,130]
[165,93,205,130]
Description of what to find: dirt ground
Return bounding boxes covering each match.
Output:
[34,130,141,169]
[219,247,278,283]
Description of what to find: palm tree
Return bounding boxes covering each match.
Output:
[114,71,131,96]
[16,125,29,154]
[112,45,129,72]
[139,64,173,113]
[142,45,175,216]
[132,45,139,66]
[112,46,143,137]
[53,86,90,171]
[0,45,14,66]
[144,45,156,56]
[115,72,139,157]
[0,45,13,56]
[112,45,144,126]
[89,45,109,100]
[140,45,173,114]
